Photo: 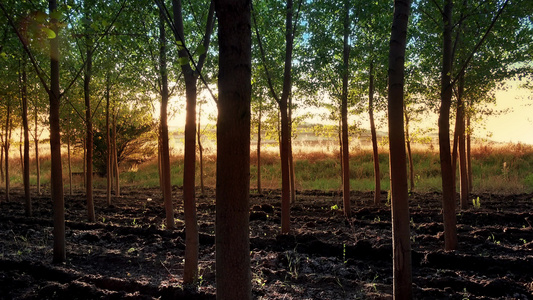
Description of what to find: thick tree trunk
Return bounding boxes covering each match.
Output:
[49,0,66,263]
[21,62,31,216]
[215,0,252,298]
[369,61,381,206]
[439,0,458,251]
[387,0,413,298]
[341,0,351,216]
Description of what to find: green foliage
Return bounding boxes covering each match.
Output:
[472,197,481,209]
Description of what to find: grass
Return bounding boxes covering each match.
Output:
[2,141,533,194]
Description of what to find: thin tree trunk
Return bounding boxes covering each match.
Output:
[4,101,10,202]
[215,0,252,298]
[198,105,205,196]
[106,74,112,205]
[457,71,468,209]
[158,7,175,230]
[369,61,381,205]
[466,104,473,191]
[67,114,72,196]
[21,60,31,216]
[404,112,415,192]
[112,110,120,197]
[172,0,214,284]
[34,109,41,195]
[387,0,413,298]
[49,0,66,263]
[288,96,296,204]
[341,0,351,216]
[280,0,294,234]
[257,101,262,194]
[439,0,458,251]
[84,22,95,222]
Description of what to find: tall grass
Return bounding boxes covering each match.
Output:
[2,142,533,194]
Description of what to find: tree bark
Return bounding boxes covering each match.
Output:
[341,0,351,216]
[369,61,381,205]
[34,110,41,195]
[280,0,294,234]
[158,8,175,230]
[106,74,112,206]
[439,0,458,251]
[198,104,205,196]
[84,32,95,222]
[21,60,31,216]
[257,101,262,194]
[289,95,296,204]
[457,71,469,209]
[404,112,415,192]
[4,99,10,202]
[387,0,413,298]
[215,0,252,298]
[49,0,66,263]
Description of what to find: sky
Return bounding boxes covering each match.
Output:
[167,79,533,146]
[482,81,532,144]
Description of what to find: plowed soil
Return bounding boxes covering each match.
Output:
[1,187,532,299]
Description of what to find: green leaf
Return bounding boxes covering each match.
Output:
[178,56,189,66]
[34,11,48,23]
[49,10,61,20]
[196,44,206,55]
[41,27,56,39]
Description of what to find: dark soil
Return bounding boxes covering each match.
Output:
[1,187,532,299]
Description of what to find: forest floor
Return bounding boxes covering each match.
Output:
[0,187,532,299]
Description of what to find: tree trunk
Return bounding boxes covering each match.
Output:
[466,104,473,191]
[369,61,381,205]
[215,0,252,298]
[172,0,209,284]
[106,74,112,206]
[457,71,469,209]
[257,101,262,195]
[4,101,10,202]
[439,0,458,251]
[34,110,41,195]
[387,0,413,298]
[84,23,95,222]
[341,0,351,216]
[158,7,175,231]
[67,114,72,196]
[404,112,415,192]
[49,0,66,263]
[198,105,205,196]
[288,96,296,204]
[280,0,294,234]
[21,61,31,216]
[112,110,120,197]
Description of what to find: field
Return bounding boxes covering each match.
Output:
[1,143,533,299]
[1,186,532,299]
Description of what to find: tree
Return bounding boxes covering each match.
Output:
[171,0,215,284]
[387,0,413,298]
[254,0,302,233]
[215,0,252,298]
